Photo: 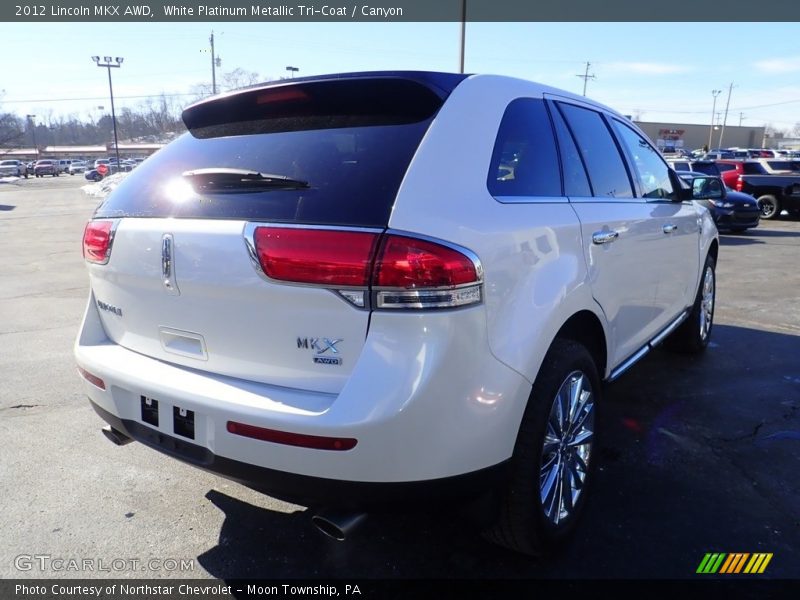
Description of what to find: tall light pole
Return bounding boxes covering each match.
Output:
[26,114,37,159]
[718,82,735,150]
[285,66,299,78]
[210,31,217,94]
[708,89,721,150]
[92,55,123,167]
[459,0,466,74]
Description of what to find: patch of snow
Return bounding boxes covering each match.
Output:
[81,172,129,198]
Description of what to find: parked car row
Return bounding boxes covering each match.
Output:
[695,147,799,160]
[4,156,147,181]
[0,159,29,178]
[667,157,800,220]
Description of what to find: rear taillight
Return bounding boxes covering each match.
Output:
[82,220,116,264]
[735,176,743,192]
[249,226,482,310]
[253,227,379,286]
[373,235,482,309]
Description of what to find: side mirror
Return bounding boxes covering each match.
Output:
[691,176,725,200]
[669,169,693,201]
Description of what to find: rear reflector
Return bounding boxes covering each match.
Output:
[227,421,357,451]
[77,366,106,390]
[253,227,379,286]
[82,220,115,264]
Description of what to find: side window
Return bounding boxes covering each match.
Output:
[550,105,592,197]
[611,119,675,200]
[487,98,561,198]
[716,163,736,173]
[557,103,634,199]
[743,162,767,175]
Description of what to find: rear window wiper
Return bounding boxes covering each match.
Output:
[182,168,310,192]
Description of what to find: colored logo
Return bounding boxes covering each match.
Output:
[696,553,773,574]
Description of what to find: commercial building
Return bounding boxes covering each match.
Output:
[634,121,766,153]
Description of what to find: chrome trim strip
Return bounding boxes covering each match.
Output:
[608,346,650,383]
[650,309,689,347]
[493,195,569,205]
[608,308,691,382]
[375,284,482,309]
[161,233,180,295]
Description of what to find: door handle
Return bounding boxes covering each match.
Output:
[662,224,678,234]
[592,230,619,245]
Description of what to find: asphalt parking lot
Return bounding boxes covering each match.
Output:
[0,175,798,581]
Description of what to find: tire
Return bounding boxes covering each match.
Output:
[483,338,600,556]
[757,195,779,219]
[665,255,715,354]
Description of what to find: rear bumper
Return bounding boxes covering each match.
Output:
[75,293,530,489]
[90,400,509,509]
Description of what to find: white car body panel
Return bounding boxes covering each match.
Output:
[75,72,718,493]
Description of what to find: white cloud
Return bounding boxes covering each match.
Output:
[603,62,693,75]
[753,57,800,73]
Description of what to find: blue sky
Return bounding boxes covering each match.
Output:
[3,22,800,131]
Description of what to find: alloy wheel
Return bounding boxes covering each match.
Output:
[540,370,595,525]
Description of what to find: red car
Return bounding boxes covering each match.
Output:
[714,160,769,188]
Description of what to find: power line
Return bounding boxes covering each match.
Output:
[2,92,198,104]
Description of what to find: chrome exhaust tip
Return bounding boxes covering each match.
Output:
[101,425,133,446]
[311,511,367,542]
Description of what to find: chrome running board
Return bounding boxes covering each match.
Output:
[607,309,690,383]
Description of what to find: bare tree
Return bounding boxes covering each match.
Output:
[0,113,25,148]
[221,68,263,91]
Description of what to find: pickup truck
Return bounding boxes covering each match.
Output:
[736,173,800,219]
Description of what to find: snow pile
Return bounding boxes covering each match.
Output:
[0,176,23,185]
[81,172,129,198]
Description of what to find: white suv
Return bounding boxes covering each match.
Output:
[75,72,718,555]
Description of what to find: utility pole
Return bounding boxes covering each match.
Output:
[91,56,123,168]
[210,31,217,94]
[459,0,466,74]
[718,82,735,150]
[708,90,721,150]
[575,62,596,97]
[739,112,745,127]
[26,114,37,158]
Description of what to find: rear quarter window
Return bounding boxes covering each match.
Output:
[487,98,561,199]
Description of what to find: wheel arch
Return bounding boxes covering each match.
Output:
[707,238,719,265]
[552,310,608,380]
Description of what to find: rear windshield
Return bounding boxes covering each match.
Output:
[94,78,452,227]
